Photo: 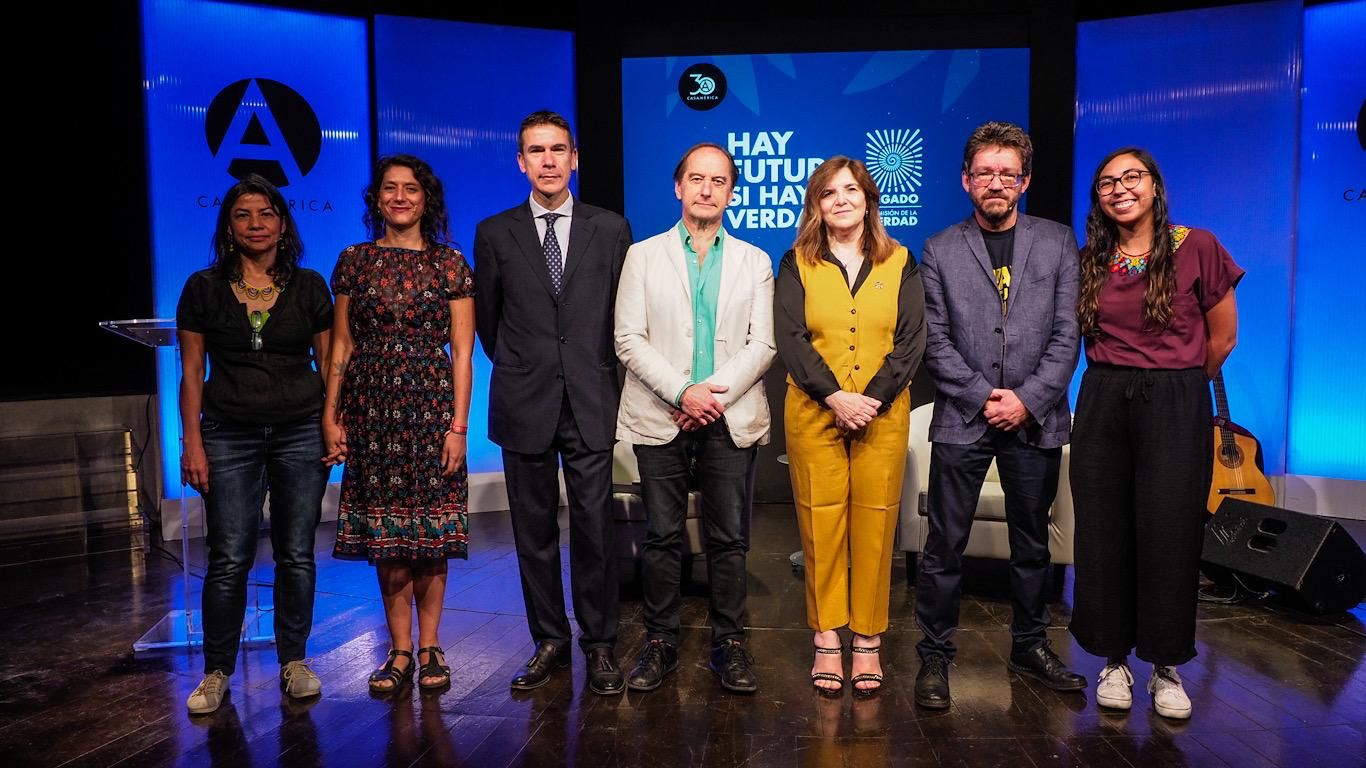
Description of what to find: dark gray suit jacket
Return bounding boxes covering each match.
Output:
[473,198,633,454]
[920,213,1080,448]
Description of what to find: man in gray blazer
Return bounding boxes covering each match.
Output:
[913,122,1084,709]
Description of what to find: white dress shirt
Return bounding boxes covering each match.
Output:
[528,193,574,269]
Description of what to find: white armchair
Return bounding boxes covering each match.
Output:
[897,403,1075,584]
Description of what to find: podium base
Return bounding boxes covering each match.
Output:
[132,609,276,653]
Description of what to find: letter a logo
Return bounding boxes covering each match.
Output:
[205,78,322,187]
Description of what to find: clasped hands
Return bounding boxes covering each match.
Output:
[823,390,882,432]
[670,382,729,432]
[984,388,1031,431]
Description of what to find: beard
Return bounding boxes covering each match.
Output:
[974,194,1015,227]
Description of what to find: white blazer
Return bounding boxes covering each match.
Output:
[614,226,776,447]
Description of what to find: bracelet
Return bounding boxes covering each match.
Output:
[444,425,468,436]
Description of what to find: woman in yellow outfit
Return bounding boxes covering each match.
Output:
[775,156,926,696]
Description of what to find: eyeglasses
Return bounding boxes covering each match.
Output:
[968,170,1024,188]
[1095,170,1150,195]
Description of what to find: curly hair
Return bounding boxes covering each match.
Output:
[362,154,451,247]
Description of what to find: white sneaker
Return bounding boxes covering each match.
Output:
[186,670,229,715]
[280,660,323,699]
[1148,665,1192,719]
[1096,662,1134,710]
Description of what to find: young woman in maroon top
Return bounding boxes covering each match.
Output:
[1068,147,1242,720]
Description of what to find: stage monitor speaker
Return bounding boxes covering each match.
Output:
[1202,499,1366,615]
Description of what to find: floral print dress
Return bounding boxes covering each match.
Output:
[331,242,474,562]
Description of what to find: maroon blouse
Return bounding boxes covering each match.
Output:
[1085,226,1243,370]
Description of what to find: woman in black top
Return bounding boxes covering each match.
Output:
[176,174,334,715]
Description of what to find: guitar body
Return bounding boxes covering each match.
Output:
[1207,421,1275,514]
[1207,372,1275,515]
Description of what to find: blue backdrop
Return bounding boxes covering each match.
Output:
[145,7,578,492]
[622,50,1030,268]
[143,0,371,497]
[1290,0,1366,480]
[1074,1,1301,476]
[373,16,576,474]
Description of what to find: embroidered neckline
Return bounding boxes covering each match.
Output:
[1109,225,1190,276]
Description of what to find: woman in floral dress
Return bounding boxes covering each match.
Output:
[323,154,475,693]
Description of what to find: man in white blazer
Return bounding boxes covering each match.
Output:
[614,142,776,694]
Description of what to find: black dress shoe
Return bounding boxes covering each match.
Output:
[510,641,568,691]
[914,654,951,709]
[586,647,625,695]
[709,639,758,694]
[1007,642,1087,691]
[627,640,679,692]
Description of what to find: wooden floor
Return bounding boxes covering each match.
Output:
[2,504,1364,768]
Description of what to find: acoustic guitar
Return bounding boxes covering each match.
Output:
[1208,372,1275,514]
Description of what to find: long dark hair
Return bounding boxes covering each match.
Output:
[209,174,303,285]
[362,154,451,246]
[1078,147,1175,337]
[792,156,899,266]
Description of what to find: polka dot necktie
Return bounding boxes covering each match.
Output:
[540,212,563,294]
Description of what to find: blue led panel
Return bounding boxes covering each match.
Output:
[374,16,576,473]
[143,0,370,497]
[1290,1,1365,479]
[1074,1,1300,474]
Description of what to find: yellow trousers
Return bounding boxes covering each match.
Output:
[785,386,910,635]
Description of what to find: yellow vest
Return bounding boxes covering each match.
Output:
[788,246,908,392]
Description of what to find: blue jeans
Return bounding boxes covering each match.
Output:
[633,420,755,647]
[200,417,328,674]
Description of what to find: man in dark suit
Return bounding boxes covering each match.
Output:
[473,111,633,695]
[913,122,1085,709]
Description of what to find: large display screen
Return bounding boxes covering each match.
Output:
[622,50,1030,268]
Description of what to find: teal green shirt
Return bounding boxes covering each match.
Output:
[674,220,725,406]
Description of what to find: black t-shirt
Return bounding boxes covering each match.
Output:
[982,226,1014,270]
[982,226,1015,314]
[176,268,334,426]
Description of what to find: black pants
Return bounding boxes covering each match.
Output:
[915,428,1060,660]
[1068,364,1211,666]
[633,421,755,647]
[502,391,618,652]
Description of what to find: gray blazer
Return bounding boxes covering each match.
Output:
[920,213,1080,448]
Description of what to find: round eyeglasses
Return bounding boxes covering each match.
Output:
[1096,170,1150,195]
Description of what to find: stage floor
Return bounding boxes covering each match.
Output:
[3,504,1364,767]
